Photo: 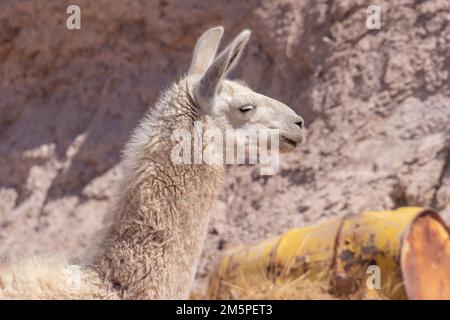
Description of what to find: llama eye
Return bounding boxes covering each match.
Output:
[239,105,255,113]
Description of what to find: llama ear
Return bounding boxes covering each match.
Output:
[195,29,251,104]
[188,26,224,75]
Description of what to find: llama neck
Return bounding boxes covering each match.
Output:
[93,82,224,299]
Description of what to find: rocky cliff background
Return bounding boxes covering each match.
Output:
[0,0,449,292]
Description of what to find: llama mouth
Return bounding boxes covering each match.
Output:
[279,136,302,151]
[283,137,298,146]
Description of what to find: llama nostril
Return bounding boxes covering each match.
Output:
[295,119,304,130]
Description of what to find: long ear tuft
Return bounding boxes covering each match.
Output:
[196,29,251,104]
[188,26,224,75]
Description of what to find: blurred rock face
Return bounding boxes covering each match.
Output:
[0,0,449,290]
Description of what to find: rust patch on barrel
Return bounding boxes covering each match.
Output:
[401,212,450,299]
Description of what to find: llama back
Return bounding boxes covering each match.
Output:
[0,256,117,299]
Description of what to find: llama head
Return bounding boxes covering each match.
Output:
[187,26,304,153]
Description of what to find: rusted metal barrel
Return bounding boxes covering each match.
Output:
[209,207,450,299]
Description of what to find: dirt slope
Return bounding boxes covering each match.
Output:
[0,0,449,292]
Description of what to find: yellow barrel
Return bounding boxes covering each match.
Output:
[209,207,450,299]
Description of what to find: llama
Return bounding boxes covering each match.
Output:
[0,26,304,299]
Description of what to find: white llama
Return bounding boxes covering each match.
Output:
[0,26,304,299]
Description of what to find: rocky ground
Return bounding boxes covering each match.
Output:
[0,0,449,293]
